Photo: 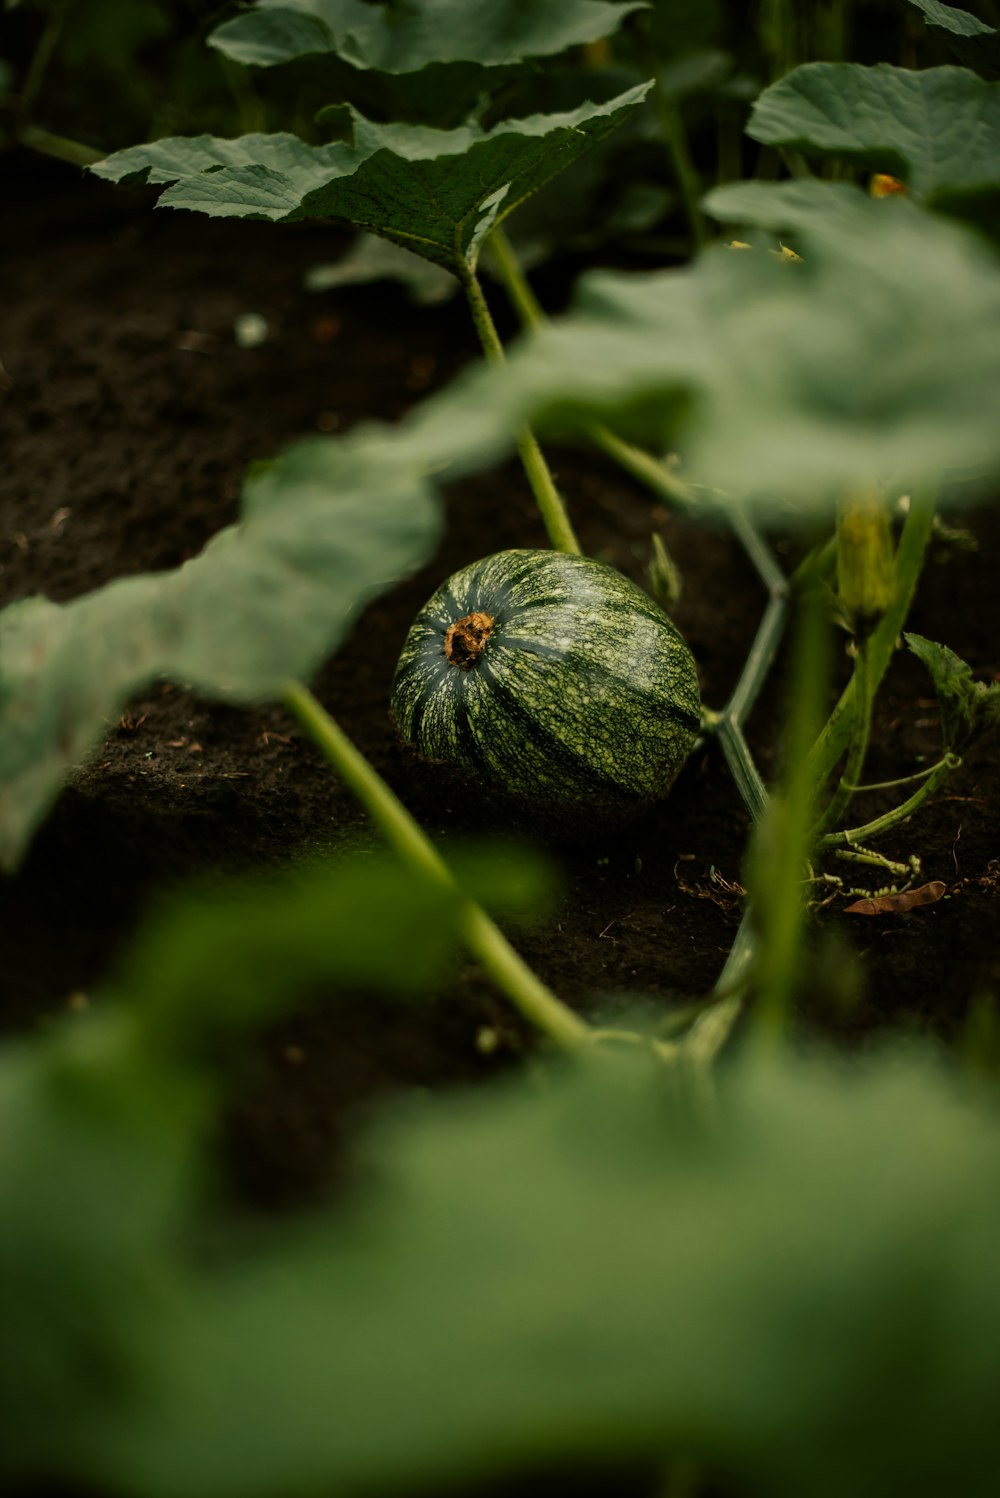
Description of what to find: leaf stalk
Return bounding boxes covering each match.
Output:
[281,683,593,1053]
[457,263,581,555]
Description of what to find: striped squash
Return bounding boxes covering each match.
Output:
[391,549,701,810]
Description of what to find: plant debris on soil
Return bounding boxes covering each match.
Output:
[3,154,999,1208]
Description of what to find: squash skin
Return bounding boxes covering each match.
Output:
[391,549,701,811]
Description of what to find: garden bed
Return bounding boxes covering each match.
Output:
[3,153,998,1209]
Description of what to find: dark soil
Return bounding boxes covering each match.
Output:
[3,152,1000,1217]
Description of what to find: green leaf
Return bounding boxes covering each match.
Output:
[116,860,468,1051]
[406,187,1000,512]
[298,86,651,270]
[93,88,651,266]
[31,1047,1000,1498]
[115,841,555,1055]
[0,1005,203,1483]
[0,434,439,870]
[1,838,530,1481]
[702,175,871,235]
[209,0,648,73]
[905,632,1000,752]
[747,63,1000,222]
[903,0,1000,80]
[89,131,368,219]
[90,131,359,186]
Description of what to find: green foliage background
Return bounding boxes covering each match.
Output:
[3,1,1000,1494]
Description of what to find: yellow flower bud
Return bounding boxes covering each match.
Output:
[836,488,897,636]
[870,173,907,198]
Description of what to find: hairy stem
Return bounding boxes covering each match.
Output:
[486,227,546,328]
[282,683,593,1053]
[458,263,581,555]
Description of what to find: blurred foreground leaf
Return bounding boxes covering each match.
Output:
[3,1019,999,1497]
[406,189,1000,510]
[118,840,555,1054]
[1,841,534,1480]
[702,173,873,233]
[0,435,439,869]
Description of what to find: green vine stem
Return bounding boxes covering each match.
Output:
[487,229,701,515]
[11,0,106,167]
[281,682,593,1053]
[629,28,708,252]
[15,0,72,130]
[812,637,872,836]
[700,510,788,825]
[714,719,769,824]
[651,84,708,250]
[759,0,800,78]
[456,262,581,555]
[818,752,961,852]
[485,227,546,328]
[15,125,100,166]
[840,761,951,794]
[748,585,833,1043]
[589,424,700,513]
[727,509,789,728]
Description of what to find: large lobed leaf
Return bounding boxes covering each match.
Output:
[208,0,649,73]
[300,85,651,270]
[747,63,1000,224]
[90,127,372,217]
[89,129,360,193]
[903,0,1000,79]
[0,435,439,870]
[405,187,1000,512]
[92,88,651,270]
[5,1009,999,1498]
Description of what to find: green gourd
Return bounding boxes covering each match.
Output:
[391,549,701,811]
